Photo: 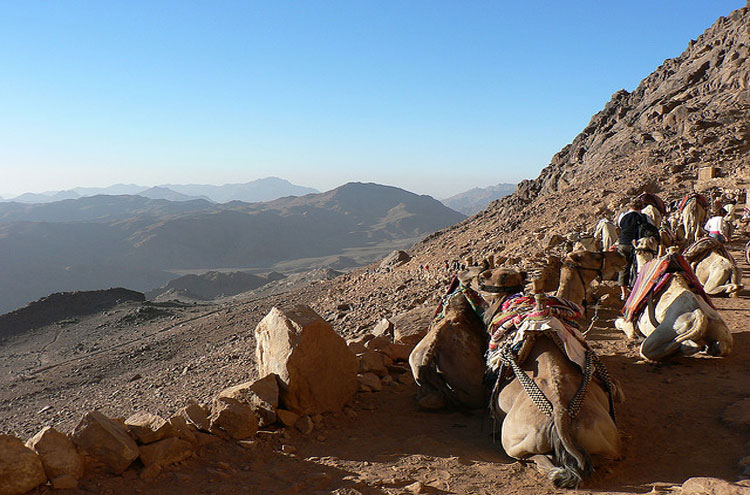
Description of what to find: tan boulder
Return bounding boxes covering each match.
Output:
[681,477,750,495]
[71,410,139,474]
[358,372,383,392]
[168,415,198,446]
[383,343,412,361]
[255,305,359,415]
[0,435,47,495]
[277,409,301,427]
[358,351,388,377]
[392,306,432,347]
[371,318,395,339]
[218,374,279,427]
[209,397,259,440]
[26,426,84,481]
[125,412,175,444]
[139,437,193,469]
[51,474,79,490]
[363,336,391,353]
[179,400,211,432]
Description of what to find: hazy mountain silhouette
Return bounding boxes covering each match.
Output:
[0,182,464,314]
[441,183,517,215]
[3,177,317,204]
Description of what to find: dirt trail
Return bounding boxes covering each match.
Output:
[39,241,750,495]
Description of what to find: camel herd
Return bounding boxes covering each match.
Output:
[408,192,742,488]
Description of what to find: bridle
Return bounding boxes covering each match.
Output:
[562,253,607,288]
[477,283,526,294]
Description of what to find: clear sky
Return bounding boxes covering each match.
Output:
[0,1,745,199]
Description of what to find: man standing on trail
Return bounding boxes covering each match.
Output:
[617,197,648,300]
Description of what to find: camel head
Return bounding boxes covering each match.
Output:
[565,250,626,282]
[470,267,527,302]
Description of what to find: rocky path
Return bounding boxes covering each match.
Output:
[9,241,747,495]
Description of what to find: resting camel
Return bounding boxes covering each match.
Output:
[614,250,733,361]
[594,219,618,252]
[408,267,526,410]
[681,194,708,244]
[487,265,623,487]
[633,236,659,277]
[556,250,627,308]
[683,238,742,297]
[642,204,662,229]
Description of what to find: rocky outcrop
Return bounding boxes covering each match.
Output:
[0,288,145,337]
[71,411,140,474]
[0,435,46,495]
[25,427,84,485]
[218,374,279,427]
[255,305,359,415]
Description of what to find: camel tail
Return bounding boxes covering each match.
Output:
[547,408,592,488]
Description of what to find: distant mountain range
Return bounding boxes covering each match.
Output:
[2,177,318,204]
[441,183,517,215]
[0,182,465,315]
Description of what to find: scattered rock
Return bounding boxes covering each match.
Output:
[277,409,300,427]
[358,373,383,392]
[255,305,359,415]
[392,306,432,347]
[358,350,389,376]
[0,434,47,495]
[179,400,211,432]
[167,415,198,446]
[371,318,395,339]
[125,412,175,444]
[71,410,140,474]
[139,437,193,469]
[218,375,279,428]
[380,250,411,269]
[681,477,750,495]
[294,416,314,435]
[26,426,85,481]
[209,397,259,440]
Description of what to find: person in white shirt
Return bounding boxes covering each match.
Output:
[705,206,729,243]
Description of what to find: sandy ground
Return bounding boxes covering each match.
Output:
[2,242,750,494]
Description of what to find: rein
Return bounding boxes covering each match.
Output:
[478,283,526,294]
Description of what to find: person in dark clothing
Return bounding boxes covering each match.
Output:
[617,197,648,300]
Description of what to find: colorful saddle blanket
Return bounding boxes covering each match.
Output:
[637,192,667,216]
[679,193,709,212]
[486,294,587,371]
[623,254,715,322]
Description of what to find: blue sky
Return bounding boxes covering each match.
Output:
[0,1,745,199]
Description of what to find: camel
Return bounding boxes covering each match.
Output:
[614,250,733,362]
[642,204,662,229]
[492,334,622,488]
[683,238,742,297]
[594,219,618,252]
[633,236,659,277]
[408,268,526,410]
[681,194,708,244]
[556,250,627,308]
[486,267,623,488]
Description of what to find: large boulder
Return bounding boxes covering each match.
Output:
[209,397,259,440]
[255,305,358,415]
[392,306,433,347]
[218,374,279,427]
[26,427,84,482]
[380,250,411,269]
[680,477,750,495]
[71,410,139,474]
[0,435,47,495]
[125,412,175,444]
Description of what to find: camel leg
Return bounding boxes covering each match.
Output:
[640,294,708,361]
[614,317,639,340]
